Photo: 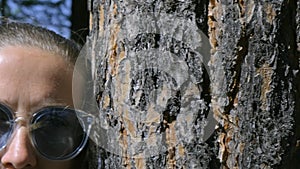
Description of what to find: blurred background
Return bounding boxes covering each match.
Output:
[0,0,89,45]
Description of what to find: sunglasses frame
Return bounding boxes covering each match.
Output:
[0,103,94,161]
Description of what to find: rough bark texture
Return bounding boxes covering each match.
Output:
[209,0,299,168]
[87,0,299,168]
[87,0,219,168]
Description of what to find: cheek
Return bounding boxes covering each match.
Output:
[37,158,74,169]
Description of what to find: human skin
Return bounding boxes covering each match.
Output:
[0,45,78,169]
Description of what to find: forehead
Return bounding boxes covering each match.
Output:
[0,45,74,110]
[0,45,71,67]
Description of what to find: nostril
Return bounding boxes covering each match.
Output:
[2,161,32,169]
[2,162,15,169]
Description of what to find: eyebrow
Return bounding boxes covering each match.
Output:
[0,97,73,115]
[31,98,73,110]
[0,99,15,111]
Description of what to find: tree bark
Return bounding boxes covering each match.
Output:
[86,0,299,168]
[209,0,299,168]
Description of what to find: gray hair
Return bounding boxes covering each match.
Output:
[0,22,80,64]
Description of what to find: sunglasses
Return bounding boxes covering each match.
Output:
[0,103,94,161]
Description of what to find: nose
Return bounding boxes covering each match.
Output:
[1,127,37,168]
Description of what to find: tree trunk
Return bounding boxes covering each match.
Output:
[85,0,299,168]
[209,0,299,168]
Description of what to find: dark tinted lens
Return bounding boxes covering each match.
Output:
[0,104,13,149]
[31,107,87,160]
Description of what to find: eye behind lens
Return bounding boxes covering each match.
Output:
[0,104,14,150]
[31,107,89,160]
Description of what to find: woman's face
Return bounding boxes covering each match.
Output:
[0,45,79,169]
